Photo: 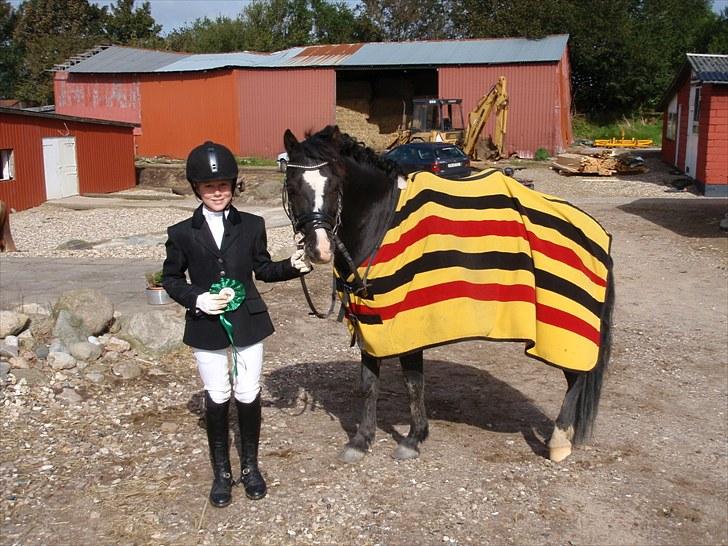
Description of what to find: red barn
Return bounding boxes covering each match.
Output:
[53,35,573,160]
[0,107,137,211]
[660,53,728,197]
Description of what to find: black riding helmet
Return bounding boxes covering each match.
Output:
[186,141,238,198]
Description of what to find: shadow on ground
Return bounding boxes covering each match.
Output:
[618,198,728,238]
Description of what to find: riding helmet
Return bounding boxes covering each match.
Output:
[186,141,238,185]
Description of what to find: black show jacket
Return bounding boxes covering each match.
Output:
[162,205,301,350]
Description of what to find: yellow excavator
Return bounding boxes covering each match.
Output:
[387,76,509,160]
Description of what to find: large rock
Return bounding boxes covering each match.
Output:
[119,309,185,356]
[52,289,114,341]
[0,310,29,338]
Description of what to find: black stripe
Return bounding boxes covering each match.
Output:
[367,250,534,295]
[392,188,611,270]
[534,269,602,317]
[366,250,602,318]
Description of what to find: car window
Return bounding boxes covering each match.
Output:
[436,147,466,160]
[417,149,435,160]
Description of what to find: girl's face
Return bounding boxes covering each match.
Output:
[198,180,233,212]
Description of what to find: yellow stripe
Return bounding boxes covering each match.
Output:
[525,322,599,372]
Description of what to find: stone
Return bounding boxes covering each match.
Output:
[0,361,10,382]
[17,330,35,351]
[13,303,51,316]
[57,387,83,404]
[104,337,131,353]
[11,368,45,386]
[34,344,49,360]
[84,368,106,384]
[0,340,19,358]
[47,351,77,370]
[52,310,87,346]
[0,310,29,338]
[120,309,185,356]
[9,356,29,369]
[53,289,114,337]
[55,239,93,250]
[69,341,102,362]
[112,361,142,380]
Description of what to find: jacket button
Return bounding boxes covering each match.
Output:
[217,258,223,263]
[220,270,226,276]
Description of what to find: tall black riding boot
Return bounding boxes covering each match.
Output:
[236,394,267,500]
[205,391,233,508]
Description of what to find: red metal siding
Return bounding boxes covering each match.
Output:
[235,69,335,158]
[137,71,239,159]
[439,61,569,158]
[0,113,135,211]
[55,71,141,124]
[698,84,728,186]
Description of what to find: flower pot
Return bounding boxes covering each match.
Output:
[146,287,172,305]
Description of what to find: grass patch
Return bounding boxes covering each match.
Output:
[573,114,662,146]
[237,157,277,167]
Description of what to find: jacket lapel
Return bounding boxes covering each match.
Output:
[191,205,222,257]
[220,206,243,254]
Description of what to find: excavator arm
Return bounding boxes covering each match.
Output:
[462,76,508,160]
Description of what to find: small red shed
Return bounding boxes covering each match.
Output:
[0,107,137,211]
[660,53,728,197]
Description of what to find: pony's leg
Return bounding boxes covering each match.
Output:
[548,371,579,462]
[339,353,380,464]
[393,351,429,460]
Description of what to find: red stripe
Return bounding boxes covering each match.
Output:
[349,281,535,321]
[364,215,606,287]
[349,281,601,346]
[537,304,601,345]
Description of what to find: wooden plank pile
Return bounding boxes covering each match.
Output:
[551,150,648,176]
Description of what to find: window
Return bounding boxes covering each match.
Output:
[692,86,701,134]
[666,97,678,141]
[1,149,14,181]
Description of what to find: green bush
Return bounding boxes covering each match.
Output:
[573,114,662,146]
[534,148,550,161]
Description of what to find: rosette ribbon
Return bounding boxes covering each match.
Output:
[210,277,246,377]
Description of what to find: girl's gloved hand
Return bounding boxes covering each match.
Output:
[196,292,228,315]
[290,249,312,273]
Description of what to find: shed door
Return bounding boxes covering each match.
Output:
[685,84,701,178]
[43,137,79,199]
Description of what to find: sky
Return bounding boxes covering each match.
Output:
[7,0,726,36]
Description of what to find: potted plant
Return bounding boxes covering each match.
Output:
[145,269,172,305]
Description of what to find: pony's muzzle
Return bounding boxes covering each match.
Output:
[308,228,333,263]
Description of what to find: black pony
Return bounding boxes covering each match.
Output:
[283,125,614,463]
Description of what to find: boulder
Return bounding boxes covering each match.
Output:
[119,308,185,356]
[53,289,114,338]
[0,310,29,338]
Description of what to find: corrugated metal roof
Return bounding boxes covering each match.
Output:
[65,35,569,74]
[0,106,138,127]
[687,53,728,84]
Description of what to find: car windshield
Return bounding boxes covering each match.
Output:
[435,147,465,160]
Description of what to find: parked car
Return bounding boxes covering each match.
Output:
[277,152,288,172]
[382,142,471,178]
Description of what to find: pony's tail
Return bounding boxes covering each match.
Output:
[572,271,615,445]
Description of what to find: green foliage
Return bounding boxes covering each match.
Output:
[144,269,163,288]
[237,157,277,167]
[360,0,455,40]
[0,0,21,99]
[572,115,663,146]
[534,148,550,161]
[104,0,163,48]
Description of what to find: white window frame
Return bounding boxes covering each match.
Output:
[1,149,14,181]
[666,96,678,141]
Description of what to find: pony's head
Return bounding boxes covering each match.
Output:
[282,126,346,264]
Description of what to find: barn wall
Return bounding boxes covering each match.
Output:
[55,71,141,124]
[698,84,728,194]
[137,71,239,159]
[0,113,135,211]
[235,68,336,158]
[439,61,568,158]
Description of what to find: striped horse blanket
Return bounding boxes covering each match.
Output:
[337,169,612,372]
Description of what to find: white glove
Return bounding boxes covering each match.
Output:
[290,248,312,273]
[196,292,228,315]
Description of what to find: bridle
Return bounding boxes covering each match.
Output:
[282,161,370,318]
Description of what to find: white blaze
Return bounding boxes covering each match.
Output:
[302,169,333,262]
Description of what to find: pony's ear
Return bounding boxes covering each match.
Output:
[283,129,298,153]
[330,125,342,145]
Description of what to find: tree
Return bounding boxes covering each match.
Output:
[0,0,21,99]
[360,0,456,41]
[13,0,106,105]
[166,16,248,53]
[104,0,163,48]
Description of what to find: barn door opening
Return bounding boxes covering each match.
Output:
[685,84,701,178]
[43,137,79,200]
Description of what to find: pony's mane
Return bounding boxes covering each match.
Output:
[303,125,402,179]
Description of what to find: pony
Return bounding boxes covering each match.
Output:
[0,199,17,252]
[282,125,614,463]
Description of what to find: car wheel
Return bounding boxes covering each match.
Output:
[278,159,287,173]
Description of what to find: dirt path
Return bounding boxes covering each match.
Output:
[1,152,727,545]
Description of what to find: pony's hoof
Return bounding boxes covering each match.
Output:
[549,445,572,462]
[339,446,366,464]
[392,444,419,460]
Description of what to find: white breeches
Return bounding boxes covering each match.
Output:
[193,342,263,404]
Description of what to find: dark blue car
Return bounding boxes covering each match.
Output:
[382,142,471,179]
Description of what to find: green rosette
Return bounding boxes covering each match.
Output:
[210,277,246,376]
